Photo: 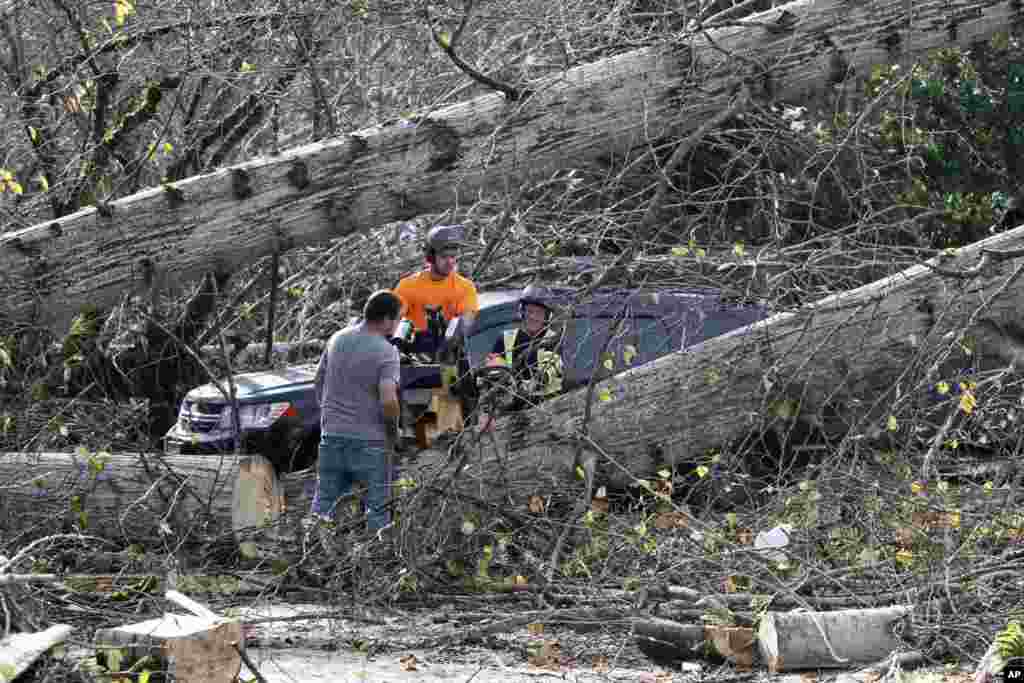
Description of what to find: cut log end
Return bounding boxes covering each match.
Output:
[757,606,913,672]
[231,454,286,554]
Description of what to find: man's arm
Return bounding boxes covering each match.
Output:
[380,379,400,439]
[393,277,412,320]
[486,335,505,367]
[379,347,402,446]
[313,346,329,407]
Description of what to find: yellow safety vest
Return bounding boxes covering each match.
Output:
[499,329,563,396]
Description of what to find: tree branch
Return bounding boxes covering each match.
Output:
[426,0,527,101]
[203,72,298,171]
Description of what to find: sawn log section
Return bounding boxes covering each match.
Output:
[1,0,1017,335]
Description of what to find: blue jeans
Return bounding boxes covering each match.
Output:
[315,434,392,531]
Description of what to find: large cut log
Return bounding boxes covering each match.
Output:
[94,613,242,683]
[0,452,283,544]
[0,0,1014,336]
[758,606,914,672]
[432,221,1024,497]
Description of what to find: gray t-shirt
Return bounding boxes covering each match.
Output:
[314,322,401,444]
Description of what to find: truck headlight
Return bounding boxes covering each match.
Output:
[237,402,296,429]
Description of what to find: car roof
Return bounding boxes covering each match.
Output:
[478,289,521,309]
[476,286,743,316]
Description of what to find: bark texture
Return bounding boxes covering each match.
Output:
[436,222,1024,497]
[1,0,1017,335]
[757,605,914,671]
[0,452,245,542]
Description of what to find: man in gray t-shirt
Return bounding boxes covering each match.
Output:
[313,290,402,531]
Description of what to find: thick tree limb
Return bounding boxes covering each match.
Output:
[1,0,1017,335]
[433,220,1024,497]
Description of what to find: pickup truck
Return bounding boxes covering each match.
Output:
[163,288,768,472]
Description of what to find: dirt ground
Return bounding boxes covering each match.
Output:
[237,603,700,683]
[233,604,974,683]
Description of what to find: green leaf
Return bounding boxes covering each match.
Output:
[623,345,637,364]
[114,0,134,26]
[139,671,151,683]
[695,465,709,479]
[162,142,173,154]
[597,388,612,402]
[437,32,451,49]
[106,648,125,673]
[350,0,369,17]
[238,542,260,559]
[240,61,255,73]
[771,399,798,419]
[37,174,49,192]
[28,126,39,143]
[670,246,689,257]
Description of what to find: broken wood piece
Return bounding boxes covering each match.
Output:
[94,613,242,683]
[632,618,705,663]
[705,625,755,670]
[632,618,705,652]
[631,618,755,668]
[415,389,464,448]
[758,605,914,672]
[0,624,73,683]
[164,590,219,620]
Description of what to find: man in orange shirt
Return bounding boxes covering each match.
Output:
[394,225,479,351]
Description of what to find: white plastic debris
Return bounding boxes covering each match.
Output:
[754,524,793,562]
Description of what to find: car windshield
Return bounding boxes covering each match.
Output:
[465,302,520,366]
[465,291,768,388]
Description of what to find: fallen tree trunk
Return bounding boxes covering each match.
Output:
[0,452,283,544]
[0,0,1014,336]
[441,221,1024,498]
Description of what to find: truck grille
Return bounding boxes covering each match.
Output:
[180,401,228,433]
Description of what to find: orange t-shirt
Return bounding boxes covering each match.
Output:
[393,270,480,331]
